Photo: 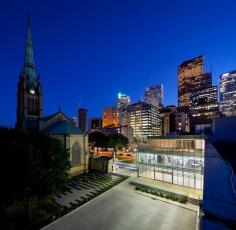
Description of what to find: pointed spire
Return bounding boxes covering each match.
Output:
[23,15,36,81]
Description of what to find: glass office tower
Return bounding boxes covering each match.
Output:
[136,136,205,190]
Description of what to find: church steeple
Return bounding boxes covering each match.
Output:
[23,16,36,81]
[16,16,43,130]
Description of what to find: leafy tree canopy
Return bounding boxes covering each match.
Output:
[88,131,106,148]
[0,126,71,207]
[106,134,128,152]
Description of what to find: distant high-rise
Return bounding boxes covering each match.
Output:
[16,17,43,130]
[178,56,211,107]
[127,101,161,139]
[78,108,87,132]
[190,86,219,117]
[116,92,131,126]
[102,107,118,128]
[144,84,164,108]
[116,92,131,109]
[220,71,236,116]
[89,117,102,132]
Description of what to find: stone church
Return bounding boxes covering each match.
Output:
[16,17,88,176]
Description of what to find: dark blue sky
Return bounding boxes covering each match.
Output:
[1,0,236,126]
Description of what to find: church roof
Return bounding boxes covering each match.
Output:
[42,120,85,135]
[40,111,70,122]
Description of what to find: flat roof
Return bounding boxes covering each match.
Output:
[147,135,206,140]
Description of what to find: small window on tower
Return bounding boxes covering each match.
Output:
[30,89,35,94]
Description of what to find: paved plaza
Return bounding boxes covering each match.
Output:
[43,179,197,230]
[54,173,123,208]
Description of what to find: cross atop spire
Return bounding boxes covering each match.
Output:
[23,15,36,81]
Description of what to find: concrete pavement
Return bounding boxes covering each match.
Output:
[43,179,197,230]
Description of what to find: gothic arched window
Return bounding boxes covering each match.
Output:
[71,141,81,166]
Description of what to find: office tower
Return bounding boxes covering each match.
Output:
[190,86,219,134]
[78,108,88,132]
[116,92,131,126]
[102,107,119,128]
[127,101,161,139]
[176,107,190,133]
[220,71,236,116]
[16,17,43,130]
[116,92,131,109]
[144,84,164,108]
[190,86,219,117]
[178,56,211,107]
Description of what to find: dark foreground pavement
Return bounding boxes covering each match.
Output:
[43,179,197,230]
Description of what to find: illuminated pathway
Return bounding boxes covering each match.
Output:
[43,179,197,230]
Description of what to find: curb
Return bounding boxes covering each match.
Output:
[135,190,198,212]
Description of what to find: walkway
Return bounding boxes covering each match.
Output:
[43,180,197,230]
[202,143,236,229]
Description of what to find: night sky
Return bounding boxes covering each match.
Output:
[1,0,236,126]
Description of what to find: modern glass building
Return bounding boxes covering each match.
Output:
[190,86,219,117]
[136,135,205,190]
[220,70,236,116]
[144,84,164,108]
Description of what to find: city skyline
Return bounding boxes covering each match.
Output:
[2,1,236,126]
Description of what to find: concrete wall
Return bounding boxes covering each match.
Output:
[212,116,236,141]
[51,134,89,177]
[90,157,113,173]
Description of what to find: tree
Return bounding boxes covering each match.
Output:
[106,134,129,158]
[88,131,106,155]
[0,127,71,228]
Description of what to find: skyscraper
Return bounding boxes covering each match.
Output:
[190,86,219,117]
[178,56,211,107]
[144,84,164,108]
[16,17,43,130]
[102,107,119,128]
[220,70,236,116]
[116,92,131,126]
[127,101,161,139]
[116,92,131,109]
[189,86,219,134]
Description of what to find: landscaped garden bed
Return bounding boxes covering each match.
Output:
[52,173,128,221]
[135,186,188,204]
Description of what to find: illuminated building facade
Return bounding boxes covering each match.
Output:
[220,71,236,116]
[116,92,131,126]
[16,17,43,130]
[144,84,164,108]
[127,102,161,139]
[178,56,211,107]
[176,107,190,133]
[190,86,219,117]
[137,136,205,190]
[189,86,219,134]
[116,92,131,109]
[102,107,119,128]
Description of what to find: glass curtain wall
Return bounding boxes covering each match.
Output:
[137,137,205,190]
